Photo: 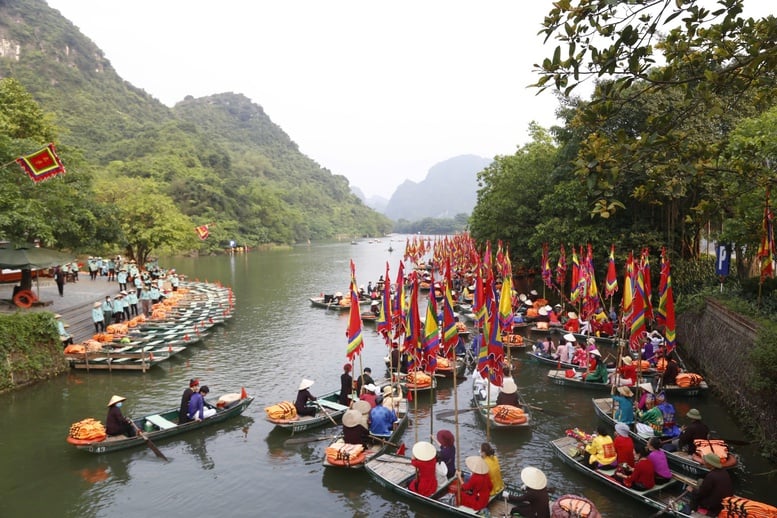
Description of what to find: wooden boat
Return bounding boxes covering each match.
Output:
[265,390,348,433]
[591,397,738,476]
[526,350,587,371]
[653,379,709,397]
[322,399,409,469]
[472,378,532,429]
[557,329,619,349]
[398,373,437,394]
[365,452,527,517]
[546,369,615,391]
[502,333,529,352]
[550,435,707,517]
[64,343,187,372]
[309,297,353,311]
[67,394,254,453]
[434,356,466,379]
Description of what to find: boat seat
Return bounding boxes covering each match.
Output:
[146,414,177,430]
[318,399,348,411]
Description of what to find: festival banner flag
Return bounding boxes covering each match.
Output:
[391,261,406,334]
[621,251,635,326]
[641,248,654,322]
[195,224,210,240]
[757,189,776,282]
[422,275,440,373]
[15,143,66,183]
[346,260,364,360]
[605,244,618,298]
[629,268,647,351]
[556,244,567,291]
[541,243,552,288]
[570,246,581,303]
[441,259,458,355]
[376,261,392,344]
[403,272,421,371]
[657,247,676,353]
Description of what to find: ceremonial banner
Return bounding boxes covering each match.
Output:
[16,143,66,183]
[195,225,210,240]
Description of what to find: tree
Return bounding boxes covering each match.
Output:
[92,176,198,264]
[535,0,777,226]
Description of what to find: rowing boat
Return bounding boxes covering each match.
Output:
[67,394,253,453]
[365,452,526,517]
[471,378,532,429]
[546,369,615,391]
[322,399,409,469]
[265,390,348,434]
[550,435,705,517]
[591,397,738,476]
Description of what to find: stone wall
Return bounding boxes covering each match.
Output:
[677,298,775,446]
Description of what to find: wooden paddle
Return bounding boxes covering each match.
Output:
[130,421,168,462]
[647,488,691,518]
[315,401,339,427]
[369,434,400,448]
[284,435,338,446]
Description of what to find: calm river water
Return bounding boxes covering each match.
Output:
[0,237,773,517]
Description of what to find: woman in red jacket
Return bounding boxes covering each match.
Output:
[457,456,493,511]
[408,441,438,497]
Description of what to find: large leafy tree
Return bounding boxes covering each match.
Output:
[92,176,198,264]
[534,0,777,258]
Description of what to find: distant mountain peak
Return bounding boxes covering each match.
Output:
[383,154,491,221]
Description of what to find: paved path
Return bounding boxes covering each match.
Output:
[0,274,122,343]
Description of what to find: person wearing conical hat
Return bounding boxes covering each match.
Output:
[689,452,734,516]
[563,311,580,333]
[456,455,492,511]
[408,441,438,497]
[504,466,549,517]
[612,385,635,425]
[675,408,710,455]
[92,301,106,333]
[341,408,368,446]
[495,379,520,407]
[294,379,317,417]
[610,355,637,387]
[105,395,135,437]
[582,349,608,384]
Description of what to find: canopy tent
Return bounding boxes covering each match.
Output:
[0,243,74,304]
[0,243,73,269]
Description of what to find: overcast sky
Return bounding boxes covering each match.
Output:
[44,1,772,199]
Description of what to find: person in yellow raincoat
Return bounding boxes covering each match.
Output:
[583,425,617,468]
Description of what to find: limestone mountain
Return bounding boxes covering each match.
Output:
[383,155,492,222]
[0,0,390,249]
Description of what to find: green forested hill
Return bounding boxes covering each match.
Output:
[0,0,390,259]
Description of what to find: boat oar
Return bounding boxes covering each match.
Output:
[130,421,168,462]
[315,401,339,427]
[647,488,691,518]
[436,408,476,419]
[524,404,565,417]
[369,434,400,448]
[284,435,338,447]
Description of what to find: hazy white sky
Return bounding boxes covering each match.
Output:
[44,0,564,198]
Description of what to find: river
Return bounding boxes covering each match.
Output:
[0,237,773,517]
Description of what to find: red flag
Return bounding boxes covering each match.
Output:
[346,260,364,360]
[195,224,210,240]
[16,143,66,183]
[605,244,618,298]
